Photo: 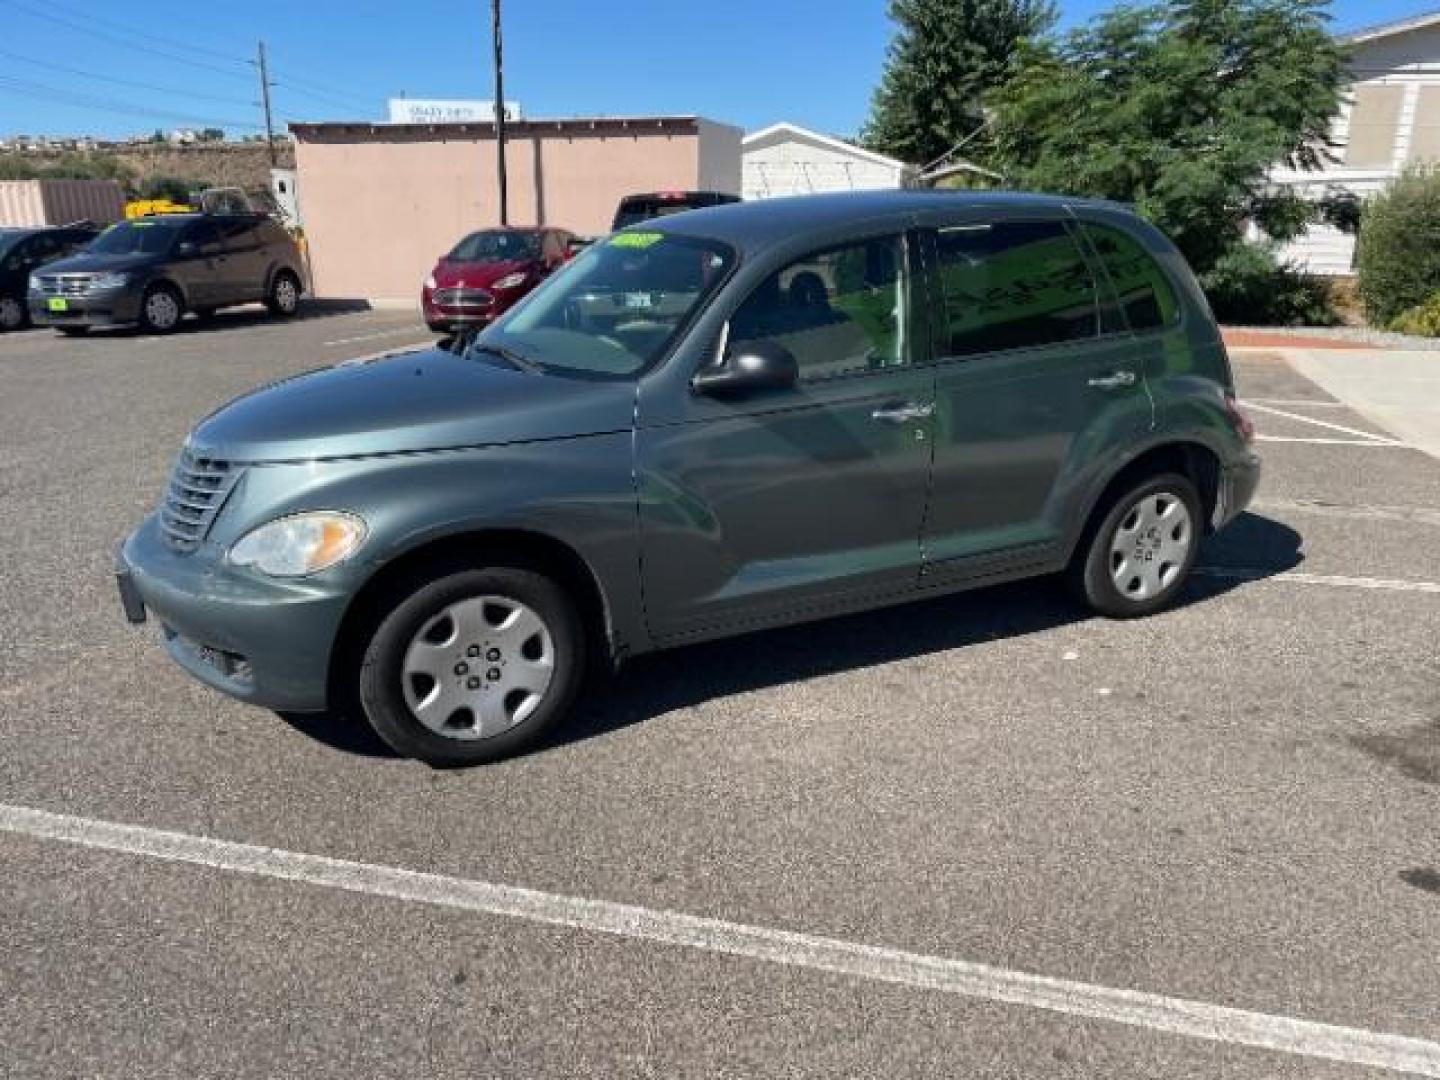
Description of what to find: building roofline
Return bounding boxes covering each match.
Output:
[289,115,709,139]
[742,122,911,170]
[1341,9,1440,43]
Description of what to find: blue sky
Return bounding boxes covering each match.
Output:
[0,0,1431,140]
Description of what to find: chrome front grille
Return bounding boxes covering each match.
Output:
[34,274,97,296]
[160,450,240,552]
[432,287,493,308]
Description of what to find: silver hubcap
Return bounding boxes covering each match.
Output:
[275,276,297,311]
[1109,491,1192,601]
[146,290,179,329]
[0,297,22,329]
[401,596,555,741]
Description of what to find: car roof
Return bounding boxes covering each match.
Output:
[648,189,1122,249]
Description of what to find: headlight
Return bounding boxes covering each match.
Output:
[91,271,129,290]
[424,272,437,290]
[229,512,367,577]
[492,271,528,290]
[27,274,41,292]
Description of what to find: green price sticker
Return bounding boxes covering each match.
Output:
[609,232,663,249]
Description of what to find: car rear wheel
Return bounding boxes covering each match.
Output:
[0,295,27,331]
[139,283,183,333]
[358,566,586,765]
[1069,472,1201,618]
[265,270,301,317]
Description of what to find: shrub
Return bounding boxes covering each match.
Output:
[1199,244,1337,326]
[1388,292,1440,337]
[1357,165,1440,326]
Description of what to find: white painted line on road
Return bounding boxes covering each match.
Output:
[338,342,433,365]
[1254,498,1440,527]
[1255,435,1406,447]
[1197,567,1440,593]
[324,326,430,347]
[3,803,1439,1076]
[1244,398,1348,409]
[1245,401,1401,444]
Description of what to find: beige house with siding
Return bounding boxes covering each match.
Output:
[1271,10,1440,275]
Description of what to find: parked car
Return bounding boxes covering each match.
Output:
[0,224,98,330]
[422,227,574,334]
[116,191,1259,766]
[29,212,305,335]
[611,191,740,230]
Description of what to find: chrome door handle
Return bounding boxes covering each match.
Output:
[1088,370,1137,390]
[871,402,935,424]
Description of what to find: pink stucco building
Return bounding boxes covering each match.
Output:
[290,115,742,302]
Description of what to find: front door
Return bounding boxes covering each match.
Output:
[636,232,935,643]
[915,213,1153,579]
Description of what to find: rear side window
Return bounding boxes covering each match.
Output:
[932,220,1096,357]
[1081,222,1178,332]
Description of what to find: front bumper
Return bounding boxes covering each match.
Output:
[29,289,142,327]
[117,515,350,712]
[1213,451,1262,530]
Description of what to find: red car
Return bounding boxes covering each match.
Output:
[422,227,575,333]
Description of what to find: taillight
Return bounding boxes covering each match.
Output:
[1224,390,1255,444]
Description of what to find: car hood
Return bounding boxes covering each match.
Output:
[40,251,158,274]
[189,346,635,463]
[432,258,534,287]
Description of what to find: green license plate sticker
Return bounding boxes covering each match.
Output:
[609,232,663,249]
[46,297,68,312]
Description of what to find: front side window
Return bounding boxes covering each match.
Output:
[89,219,188,255]
[1081,222,1179,332]
[476,231,734,377]
[932,220,1096,357]
[729,235,907,381]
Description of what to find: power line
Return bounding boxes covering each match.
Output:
[0,0,253,81]
[0,48,256,108]
[0,75,263,130]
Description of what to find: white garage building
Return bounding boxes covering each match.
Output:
[1271,11,1440,275]
[742,122,912,200]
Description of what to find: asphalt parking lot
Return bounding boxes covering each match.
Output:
[2,307,1438,1078]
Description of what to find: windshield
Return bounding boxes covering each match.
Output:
[474,231,735,377]
[448,230,542,262]
[89,219,186,255]
[0,230,25,258]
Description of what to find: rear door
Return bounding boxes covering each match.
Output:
[916,208,1153,581]
[635,231,936,642]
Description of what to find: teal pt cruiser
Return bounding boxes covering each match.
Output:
[117,191,1260,765]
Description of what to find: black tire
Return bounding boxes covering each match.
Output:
[57,326,89,337]
[265,269,301,317]
[1068,472,1202,619]
[138,282,184,334]
[358,566,586,766]
[0,295,28,331]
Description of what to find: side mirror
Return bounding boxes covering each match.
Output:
[177,241,196,257]
[692,339,798,397]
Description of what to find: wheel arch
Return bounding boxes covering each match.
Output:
[327,526,615,709]
[1066,441,1221,565]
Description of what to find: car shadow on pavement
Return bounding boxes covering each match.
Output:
[74,298,379,339]
[276,512,1302,763]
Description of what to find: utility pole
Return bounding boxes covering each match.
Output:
[255,40,278,167]
[491,0,508,226]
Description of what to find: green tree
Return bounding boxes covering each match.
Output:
[140,174,195,203]
[863,0,1055,167]
[1356,165,1440,327]
[989,0,1347,277]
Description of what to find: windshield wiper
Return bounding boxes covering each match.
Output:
[466,341,544,374]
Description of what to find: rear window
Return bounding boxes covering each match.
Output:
[932,220,1097,357]
[612,194,735,230]
[1081,222,1179,331]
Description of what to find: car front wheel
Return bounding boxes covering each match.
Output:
[0,295,27,331]
[1070,472,1201,618]
[266,270,301,317]
[139,283,184,333]
[358,566,586,765]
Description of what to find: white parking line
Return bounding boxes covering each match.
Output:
[1244,397,1349,408]
[3,802,1439,1076]
[1245,402,1401,444]
[1196,567,1440,593]
[323,326,428,347]
[1256,435,1408,446]
[1254,498,1440,527]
